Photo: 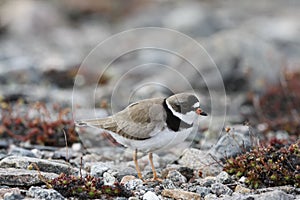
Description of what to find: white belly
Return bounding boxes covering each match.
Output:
[109,127,194,153]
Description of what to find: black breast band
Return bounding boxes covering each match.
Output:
[162,99,193,132]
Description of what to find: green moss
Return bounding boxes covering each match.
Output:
[48,173,132,199]
[224,141,300,188]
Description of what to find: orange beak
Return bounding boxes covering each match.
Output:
[196,108,207,116]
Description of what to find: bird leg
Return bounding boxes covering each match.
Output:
[133,149,143,180]
[149,152,162,181]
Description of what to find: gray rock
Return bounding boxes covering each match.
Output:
[216,171,231,184]
[195,186,211,197]
[103,172,116,186]
[28,186,65,200]
[0,188,22,200]
[178,148,223,177]
[0,156,75,174]
[117,166,138,180]
[211,183,233,196]
[209,125,253,160]
[3,192,23,200]
[166,170,187,183]
[90,163,109,177]
[198,177,216,187]
[124,179,143,191]
[162,189,201,200]
[143,191,159,200]
[255,190,294,200]
[162,179,176,189]
[8,146,37,158]
[0,168,58,186]
[234,185,251,194]
[0,188,20,199]
[204,193,218,200]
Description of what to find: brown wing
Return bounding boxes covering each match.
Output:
[78,98,167,140]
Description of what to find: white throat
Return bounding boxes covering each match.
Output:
[166,101,197,125]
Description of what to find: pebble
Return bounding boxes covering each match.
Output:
[124,179,143,191]
[143,191,160,200]
[238,176,247,183]
[0,155,75,174]
[28,186,65,200]
[116,166,138,180]
[179,148,223,177]
[103,172,116,185]
[162,189,201,200]
[120,175,137,184]
[90,162,109,177]
[71,143,82,152]
[204,193,218,200]
[0,188,21,199]
[195,186,211,197]
[162,179,176,189]
[211,183,233,196]
[255,190,294,200]
[3,192,23,200]
[209,125,252,160]
[166,170,187,183]
[235,185,251,194]
[216,171,231,184]
[8,146,37,158]
[0,168,58,186]
[198,176,217,187]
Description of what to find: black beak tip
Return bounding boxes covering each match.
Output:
[200,111,208,116]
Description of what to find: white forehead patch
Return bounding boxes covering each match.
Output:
[192,102,200,108]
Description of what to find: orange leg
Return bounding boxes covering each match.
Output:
[149,152,162,181]
[133,149,143,180]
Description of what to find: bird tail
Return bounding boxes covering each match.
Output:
[75,118,111,129]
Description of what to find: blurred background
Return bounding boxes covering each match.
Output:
[0,0,299,147]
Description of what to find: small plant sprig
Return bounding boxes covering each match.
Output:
[0,100,78,146]
[48,173,132,199]
[224,141,300,188]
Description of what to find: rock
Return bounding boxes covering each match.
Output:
[71,143,82,152]
[0,188,20,199]
[204,193,217,200]
[0,156,75,174]
[8,146,37,158]
[162,179,176,189]
[166,170,187,183]
[234,185,251,194]
[178,148,223,177]
[211,183,233,196]
[117,166,138,180]
[239,176,247,183]
[28,186,65,200]
[0,168,58,186]
[103,172,116,186]
[124,179,143,191]
[162,189,201,200]
[143,191,159,200]
[90,163,109,177]
[198,176,217,187]
[120,175,137,184]
[129,197,139,200]
[177,167,194,182]
[216,171,231,184]
[195,186,211,197]
[3,192,23,200]
[209,125,252,160]
[255,190,294,200]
